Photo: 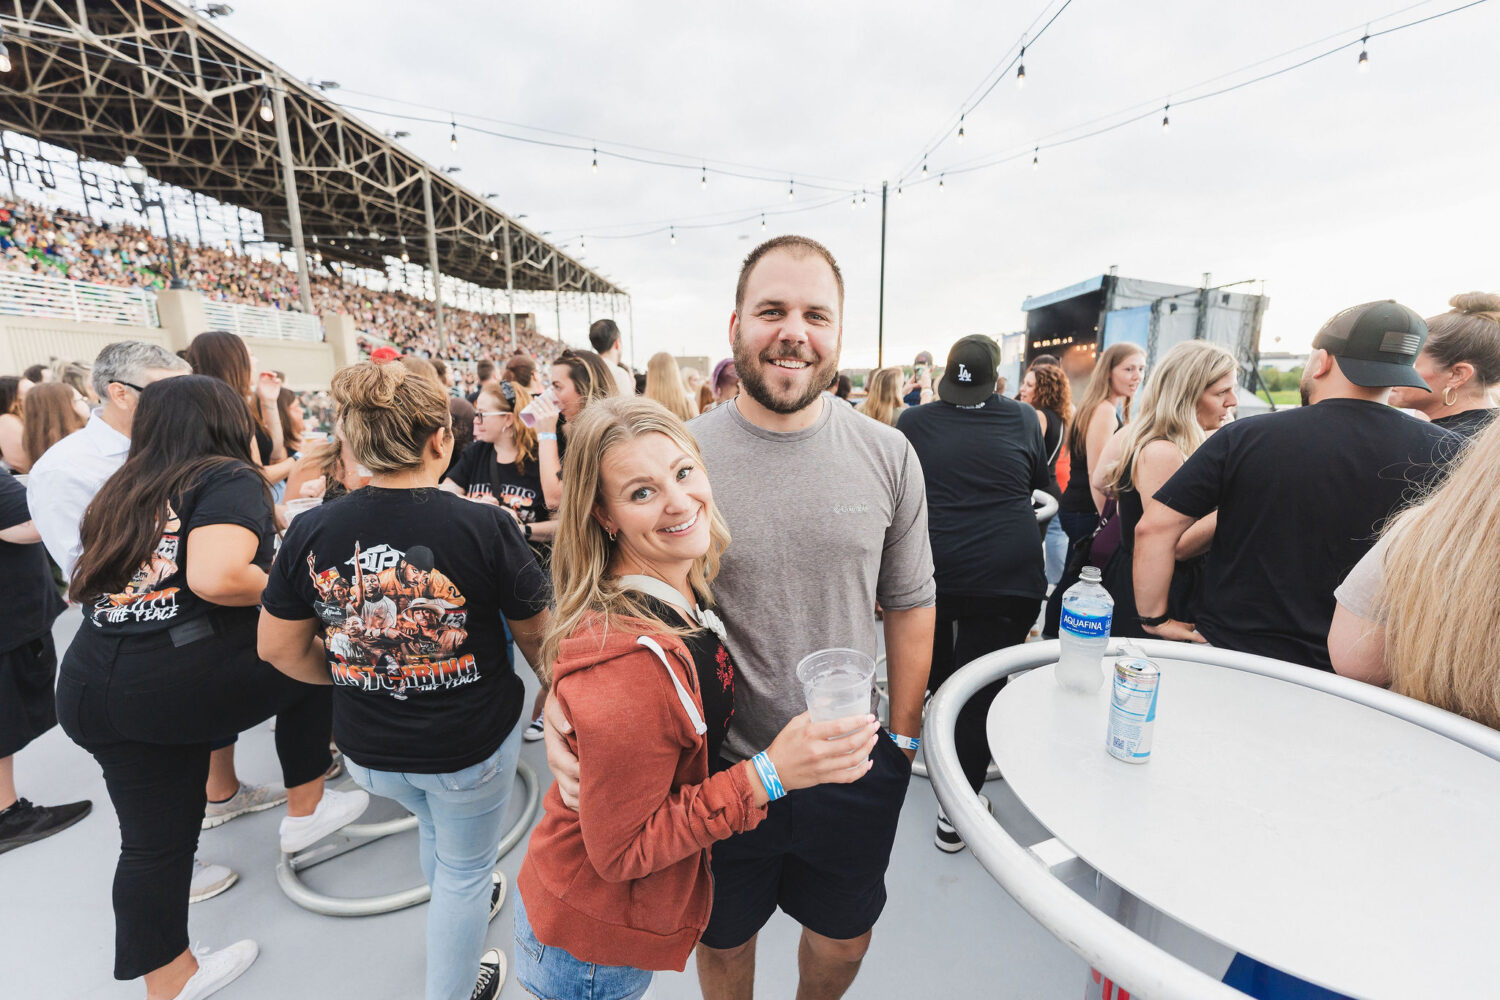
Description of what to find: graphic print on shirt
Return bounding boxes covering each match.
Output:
[91,505,182,626]
[463,481,540,522]
[305,542,475,700]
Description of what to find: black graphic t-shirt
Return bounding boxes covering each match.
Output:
[86,463,274,634]
[444,441,548,525]
[1,473,65,653]
[262,486,549,773]
[639,595,735,766]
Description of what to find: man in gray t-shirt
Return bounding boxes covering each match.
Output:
[690,237,934,999]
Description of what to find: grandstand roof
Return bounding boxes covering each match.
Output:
[0,0,623,297]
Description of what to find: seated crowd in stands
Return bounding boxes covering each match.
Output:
[2,230,1498,1000]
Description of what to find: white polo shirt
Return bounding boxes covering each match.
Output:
[26,409,131,579]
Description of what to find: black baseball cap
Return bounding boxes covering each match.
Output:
[1311,300,1429,391]
[937,335,999,406]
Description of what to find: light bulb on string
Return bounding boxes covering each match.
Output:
[259,84,274,123]
[580,237,586,252]
[957,114,965,143]
[1162,104,1170,133]
[788,180,795,201]
[489,249,498,261]
[939,174,946,191]
[761,213,766,232]
[1032,146,1039,170]
[921,156,928,176]
[851,192,858,210]
[1017,46,1026,89]
[897,184,903,198]
[669,226,676,246]
[1358,34,1369,71]
[592,148,598,173]
[449,117,458,151]
[700,166,707,190]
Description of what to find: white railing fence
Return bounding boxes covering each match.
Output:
[202,299,323,342]
[0,269,159,328]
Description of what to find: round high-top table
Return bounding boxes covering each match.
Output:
[982,650,1500,999]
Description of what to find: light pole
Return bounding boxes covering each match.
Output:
[121,156,187,289]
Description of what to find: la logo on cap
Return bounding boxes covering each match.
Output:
[957,363,972,382]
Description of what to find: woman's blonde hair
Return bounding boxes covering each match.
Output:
[1424,291,1500,387]
[1375,419,1500,727]
[477,380,538,473]
[858,367,904,427]
[540,396,732,674]
[644,352,697,422]
[1100,341,1237,496]
[1070,343,1146,463]
[330,362,450,473]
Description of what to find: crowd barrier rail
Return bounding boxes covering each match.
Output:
[203,298,323,342]
[0,270,159,327]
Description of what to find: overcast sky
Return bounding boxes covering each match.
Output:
[223,0,1498,369]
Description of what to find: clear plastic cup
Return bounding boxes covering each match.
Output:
[796,648,876,734]
[519,388,558,428]
[284,497,322,522]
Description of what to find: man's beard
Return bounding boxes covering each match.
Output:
[732,329,841,416]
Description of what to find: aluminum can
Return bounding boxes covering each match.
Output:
[1107,655,1159,763]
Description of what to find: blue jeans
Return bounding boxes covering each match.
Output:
[345,722,524,1000]
[513,892,654,1000]
[1043,514,1068,586]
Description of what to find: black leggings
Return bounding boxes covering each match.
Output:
[56,611,332,980]
[927,593,1041,793]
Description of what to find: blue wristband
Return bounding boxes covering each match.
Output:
[751,751,786,801]
[538,432,558,441]
[888,732,920,752]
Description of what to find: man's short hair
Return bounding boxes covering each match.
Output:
[735,235,845,315]
[91,341,191,401]
[475,359,495,383]
[588,319,621,354]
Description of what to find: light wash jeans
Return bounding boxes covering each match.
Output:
[513,892,654,1000]
[345,721,524,1000]
[1043,515,1068,587]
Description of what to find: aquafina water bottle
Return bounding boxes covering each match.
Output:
[1056,565,1113,692]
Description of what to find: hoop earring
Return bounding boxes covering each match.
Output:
[607,528,617,543]
[1443,385,1458,407]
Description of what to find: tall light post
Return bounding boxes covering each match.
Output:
[121,156,187,289]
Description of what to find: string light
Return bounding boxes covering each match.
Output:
[258,84,273,123]
[897,184,903,198]
[957,114,965,143]
[669,225,676,245]
[1162,104,1170,133]
[921,156,928,176]
[1032,146,1039,170]
[1017,45,1026,88]
[449,116,458,151]
[591,148,598,173]
[489,248,498,261]
[850,192,857,210]
[787,180,795,201]
[760,212,766,232]
[700,166,707,189]
[1358,33,1369,71]
[939,173,946,190]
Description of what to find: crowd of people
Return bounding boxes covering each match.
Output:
[3,229,1499,1000]
[0,198,557,365]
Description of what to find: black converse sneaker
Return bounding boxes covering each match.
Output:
[470,948,505,1000]
[0,798,92,855]
[488,870,507,921]
[934,794,992,853]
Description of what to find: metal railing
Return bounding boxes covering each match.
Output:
[202,298,323,342]
[0,269,159,327]
[923,638,1500,1000]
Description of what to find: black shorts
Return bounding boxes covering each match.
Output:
[700,728,913,949]
[0,633,59,758]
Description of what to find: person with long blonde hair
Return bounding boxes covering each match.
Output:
[515,396,879,999]
[1330,418,1500,726]
[1090,341,1238,637]
[644,351,697,422]
[858,367,905,426]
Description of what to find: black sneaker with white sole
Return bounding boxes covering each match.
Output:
[934,794,992,854]
[470,948,505,1000]
[488,870,507,921]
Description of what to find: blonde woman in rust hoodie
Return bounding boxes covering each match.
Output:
[515,396,879,999]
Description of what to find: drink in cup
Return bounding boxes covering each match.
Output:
[520,388,559,428]
[797,648,876,739]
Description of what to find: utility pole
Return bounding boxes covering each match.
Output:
[552,253,562,345]
[271,75,313,315]
[878,180,888,369]
[503,221,516,353]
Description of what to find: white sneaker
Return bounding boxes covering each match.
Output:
[188,858,238,903]
[522,717,545,742]
[175,939,258,1000]
[277,787,369,854]
[202,782,287,830]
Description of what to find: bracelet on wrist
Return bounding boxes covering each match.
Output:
[750,751,786,801]
[1137,612,1170,628]
[888,732,920,751]
[538,432,558,441]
